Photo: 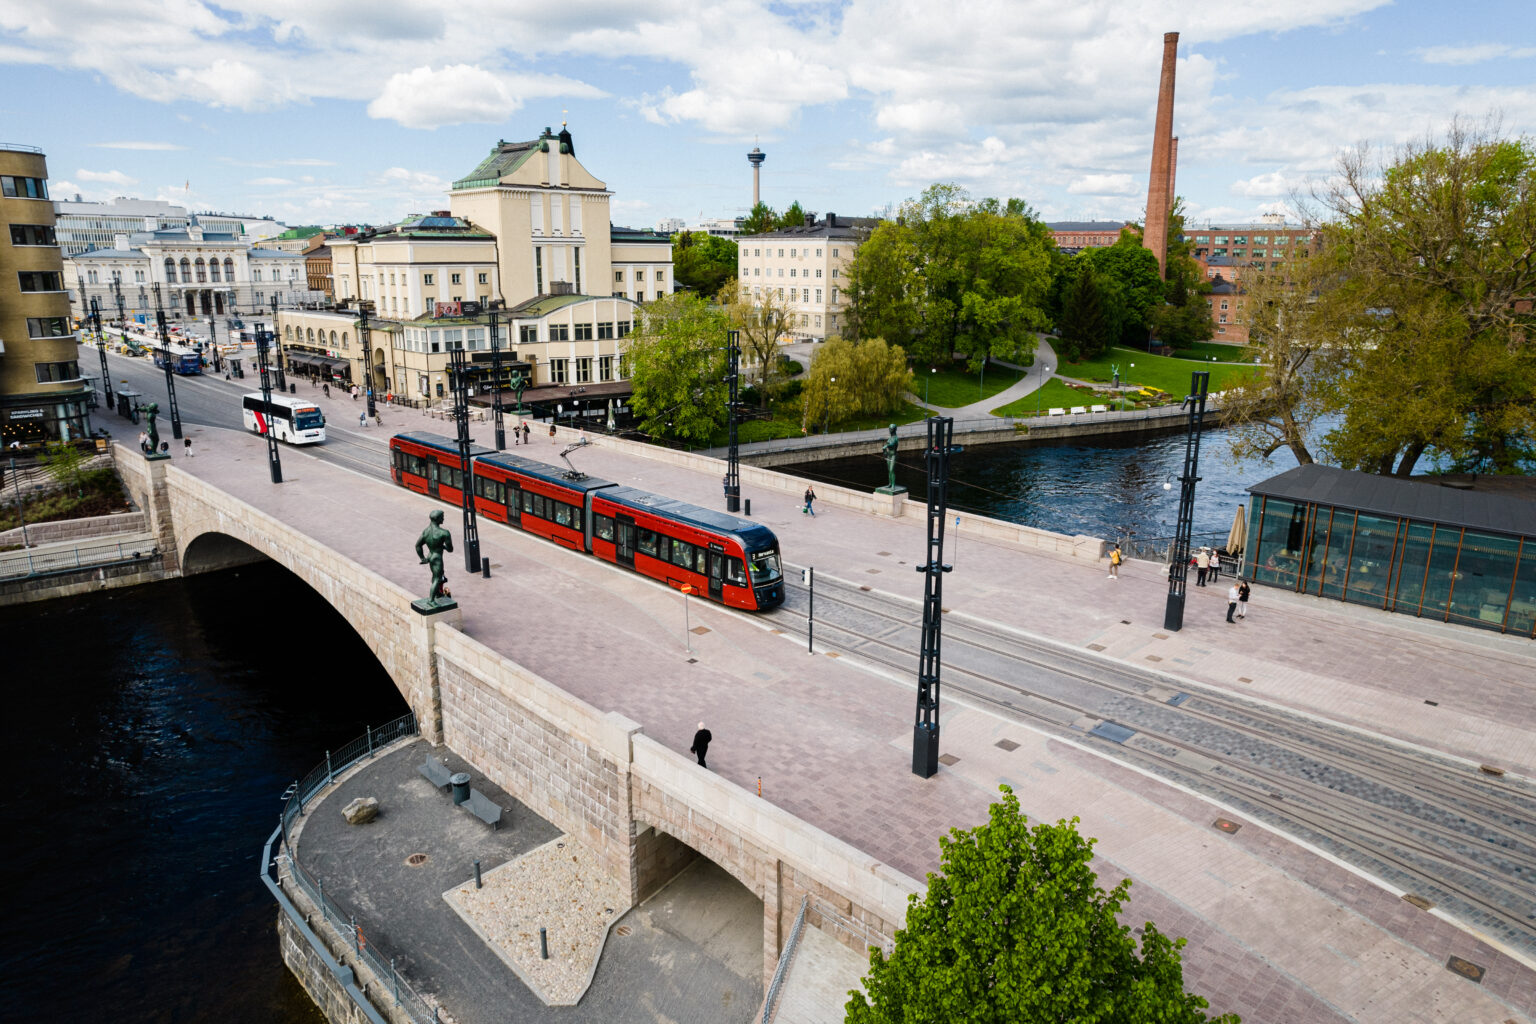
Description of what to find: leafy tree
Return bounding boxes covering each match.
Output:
[844,220,928,356]
[846,786,1237,1024]
[1057,262,1115,361]
[1310,122,1536,475]
[740,201,778,236]
[718,278,794,407]
[1081,238,1163,345]
[39,440,90,496]
[778,200,816,230]
[800,336,912,432]
[671,231,738,296]
[623,293,730,444]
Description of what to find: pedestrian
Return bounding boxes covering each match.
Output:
[1226,582,1239,623]
[802,485,817,516]
[1196,547,1210,587]
[137,430,149,453]
[578,427,588,444]
[323,383,330,398]
[1108,543,1122,579]
[690,721,712,769]
[1237,580,1251,619]
[184,437,194,458]
[522,422,531,445]
[358,411,367,428]
[351,385,359,401]
[549,422,557,445]
[374,412,383,428]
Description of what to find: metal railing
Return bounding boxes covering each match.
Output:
[761,895,809,1023]
[1118,529,1234,566]
[0,539,158,582]
[268,713,443,1024]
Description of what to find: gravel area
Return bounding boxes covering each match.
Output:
[443,835,630,1006]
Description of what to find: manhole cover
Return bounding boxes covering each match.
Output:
[405,853,429,867]
[994,739,1020,752]
[1212,818,1241,835]
[615,925,632,937]
[938,754,960,766]
[1446,956,1485,983]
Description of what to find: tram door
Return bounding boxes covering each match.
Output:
[426,460,440,498]
[615,515,636,567]
[707,546,725,601]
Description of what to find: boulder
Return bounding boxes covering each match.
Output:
[342,796,379,825]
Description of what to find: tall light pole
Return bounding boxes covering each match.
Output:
[823,376,836,434]
[724,328,741,512]
[489,309,506,450]
[90,296,112,411]
[357,300,376,419]
[254,323,283,484]
[1034,364,1052,417]
[1163,371,1210,632]
[923,367,936,410]
[152,284,183,441]
[269,295,287,392]
[448,346,481,574]
[912,415,957,778]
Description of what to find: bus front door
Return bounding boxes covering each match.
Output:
[616,515,636,568]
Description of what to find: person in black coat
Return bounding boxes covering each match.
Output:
[690,722,712,769]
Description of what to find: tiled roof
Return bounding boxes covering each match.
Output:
[740,214,881,241]
[452,138,545,190]
[1249,464,1536,537]
[73,247,145,259]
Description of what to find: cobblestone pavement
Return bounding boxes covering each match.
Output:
[179,426,1536,1024]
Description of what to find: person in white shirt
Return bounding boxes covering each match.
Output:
[1226,583,1240,623]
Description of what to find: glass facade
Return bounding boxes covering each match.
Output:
[1248,496,1535,637]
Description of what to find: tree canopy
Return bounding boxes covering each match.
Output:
[1056,261,1116,361]
[671,230,738,296]
[740,200,820,236]
[846,786,1237,1024]
[718,278,794,406]
[800,336,912,432]
[845,184,1050,370]
[622,292,730,444]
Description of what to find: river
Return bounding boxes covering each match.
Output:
[0,562,407,1023]
[781,423,1306,547]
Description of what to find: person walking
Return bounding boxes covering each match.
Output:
[1226,582,1240,623]
[522,422,531,445]
[351,384,359,401]
[1195,548,1210,587]
[690,722,712,769]
[549,422,557,445]
[358,410,367,429]
[323,383,330,398]
[183,437,194,458]
[1237,580,1251,619]
[1108,543,1122,579]
[802,485,817,516]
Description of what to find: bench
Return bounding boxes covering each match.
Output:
[465,788,504,830]
[1047,407,1066,416]
[1090,404,1108,413]
[1070,405,1088,415]
[418,756,453,790]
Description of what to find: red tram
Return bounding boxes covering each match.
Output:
[389,432,785,611]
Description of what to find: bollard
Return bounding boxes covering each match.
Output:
[539,927,549,960]
[474,860,482,889]
[482,559,491,578]
[757,776,762,797]
[745,498,751,516]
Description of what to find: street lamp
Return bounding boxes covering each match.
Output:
[1034,364,1052,417]
[823,376,836,434]
[923,367,936,410]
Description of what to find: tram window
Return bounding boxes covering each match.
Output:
[406,454,427,476]
[554,502,575,528]
[475,476,503,503]
[724,557,746,585]
[595,514,614,541]
[441,465,462,491]
[672,539,695,569]
[637,528,659,558]
[520,490,536,517]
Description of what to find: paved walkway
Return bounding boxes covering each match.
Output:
[910,337,1060,418]
[171,426,1536,1023]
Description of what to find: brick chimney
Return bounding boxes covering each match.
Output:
[1144,32,1178,279]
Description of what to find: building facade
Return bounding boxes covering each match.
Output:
[735,213,877,341]
[1046,221,1130,252]
[64,222,317,324]
[2,146,91,445]
[1185,216,1317,344]
[52,196,286,256]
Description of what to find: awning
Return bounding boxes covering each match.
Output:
[317,357,350,372]
[286,352,319,369]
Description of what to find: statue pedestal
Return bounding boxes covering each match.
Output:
[872,485,907,517]
[144,452,170,461]
[411,598,459,616]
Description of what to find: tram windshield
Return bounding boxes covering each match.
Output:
[747,549,781,585]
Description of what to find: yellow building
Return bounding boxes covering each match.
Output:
[735,213,878,341]
[2,145,91,444]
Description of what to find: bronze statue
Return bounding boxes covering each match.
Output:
[881,423,899,492]
[144,402,161,455]
[415,509,455,606]
[509,370,528,413]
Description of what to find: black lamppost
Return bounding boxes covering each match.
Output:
[254,323,283,484]
[357,301,376,419]
[151,284,183,441]
[1163,371,1210,632]
[207,316,222,374]
[912,416,957,778]
[448,346,481,574]
[724,328,741,512]
[90,297,112,410]
[489,310,505,450]
[269,295,287,392]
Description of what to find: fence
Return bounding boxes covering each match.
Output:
[268,713,443,1024]
[761,895,808,1023]
[0,539,158,582]
[1117,529,1236,567]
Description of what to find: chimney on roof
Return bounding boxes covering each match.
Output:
[825,212,835,226]
[114,233,129,251]
[805,213,814,227]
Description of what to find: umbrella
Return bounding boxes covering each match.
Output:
[1226,504,1247,557]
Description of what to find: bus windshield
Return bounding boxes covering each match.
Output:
[294,409,325,431]
[748,549,781,585]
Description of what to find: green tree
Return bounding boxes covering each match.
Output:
[1057,262,1115,361]
[1081,237,1163,345]
[1311,123,1536,475]
[623,293,730,444]
[718,278,794,406]
[671,231,738,296]
[846,786,1237,1024]
[800,336,912,432]
[777,200,816,230]
[844,220,929,357]
[740,201,778,236]
[39,440,90,496]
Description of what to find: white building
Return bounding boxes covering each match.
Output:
[654,217,685,234]
[736,212,878,340]
[65,219,319,322]
[52,196,287,256]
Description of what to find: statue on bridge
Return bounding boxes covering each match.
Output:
[143,402,168,460]
[414,509,456,610]
[509,370,528,414]
[876,423,904,495]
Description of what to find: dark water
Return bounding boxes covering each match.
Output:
[786,424,1305,544]
[0,562,408,1023]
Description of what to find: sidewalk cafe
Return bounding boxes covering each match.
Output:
[1246,465,1536,637]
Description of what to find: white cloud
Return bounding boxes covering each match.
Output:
[1067,173,1139,196]
[76,168,138,186]
[1229,170,1294,198]
[91,141,188,151]
[367,64,603,129]
[247,177,295,186]
[1415,43,1536,66]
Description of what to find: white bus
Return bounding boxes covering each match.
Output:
[242,393,327,444]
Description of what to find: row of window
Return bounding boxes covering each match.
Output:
[749,266,833,279]
[748,285,839,305]
[1,175,48,200]
[1191,234,1307,245]
[18,270,62,291]
[547,355,620,384]
[613,269,665,283]
[743,247,839,259]
[34,360,80,382]
[9,224,56,246]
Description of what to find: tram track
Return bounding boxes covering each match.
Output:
[769,571,1536,956]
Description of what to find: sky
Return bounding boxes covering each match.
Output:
[1,0,1532,232]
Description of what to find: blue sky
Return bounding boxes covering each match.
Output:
[1,0,1531,231]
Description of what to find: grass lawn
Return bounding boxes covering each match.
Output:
[992,380,1134,418]
[917,364,1019,409]
[1170,340,1253,363]
[1057,346,1258,393]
